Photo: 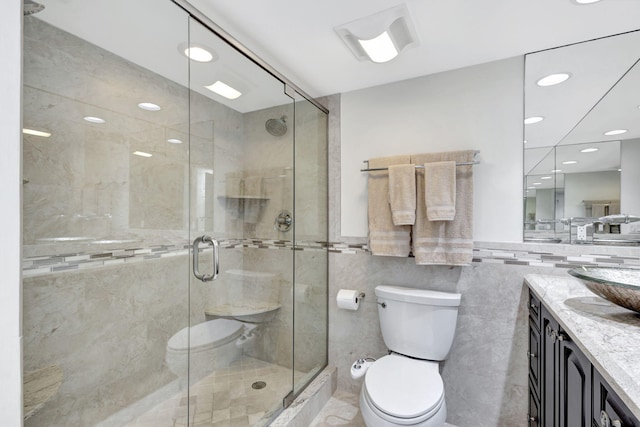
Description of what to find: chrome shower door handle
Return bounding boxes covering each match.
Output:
[192,235,219,282]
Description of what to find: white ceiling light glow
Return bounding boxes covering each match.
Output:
[541,176,552,180]
[83,116,105,124]
[604,129,627,136]
[524,116,544,124]
[178,43,217,63]
[133,151,152,158]
[580,147,599,153]
[358,31,398,63]
[23,128,51,138]
[205,81,242,100]
[551,169,562,173]
[167,139,183,144]
[334,4,419,64]
[138,102,161,111]
[536,73,571,87]
[574,0,602,4]
[562,160,577,165]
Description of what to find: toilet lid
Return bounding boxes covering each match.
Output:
[167,319,244,352]
[364,355,444,419]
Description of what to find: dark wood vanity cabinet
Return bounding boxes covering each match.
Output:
[593,370,640,427]
[527,290,639,427]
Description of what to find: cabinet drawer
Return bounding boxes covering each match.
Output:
[593,369,640,427]
[529,290,541,329]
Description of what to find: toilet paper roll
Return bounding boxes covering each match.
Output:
[336,289,362,311]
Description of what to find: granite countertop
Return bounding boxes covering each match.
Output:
[525,274,640,420]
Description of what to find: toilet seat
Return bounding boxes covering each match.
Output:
[364,355,444,422]
[167,319,244,354]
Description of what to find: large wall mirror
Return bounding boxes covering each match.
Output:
[524,29,640,245]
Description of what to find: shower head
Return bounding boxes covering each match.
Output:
[265,116,287,137]
[24,0,45,15]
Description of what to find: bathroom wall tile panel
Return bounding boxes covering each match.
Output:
[23,255,193,426]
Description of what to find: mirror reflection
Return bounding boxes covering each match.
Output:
[524,29,640,245]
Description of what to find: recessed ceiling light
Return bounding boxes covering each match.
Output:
[536,73,571,87]
[574,0,602,4]
[562,160,577,165]
[541,176,552,180]
[138,102,161,111]
[527,187,536,190]
[204,81,242,100]
[604,129,627,136]
[533,182,542,186]
[580,147,598,153]
[22,128,51,138]
[167,138,183,144]
[132,151,152,158]
[618,169,622,172]
[524,140,528,144]
[84,116,105,124]
[184,46,214,63]
[524,116,544,124]
[551,169,562,173]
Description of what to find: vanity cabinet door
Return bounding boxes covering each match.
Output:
[529,318,542,399]
[593,369,640,427]
[529,381,541,427]
[541,306,560,427]
[558,334,591,427]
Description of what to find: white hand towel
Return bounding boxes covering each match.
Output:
[388,164,416,225]
[424,161,456,221]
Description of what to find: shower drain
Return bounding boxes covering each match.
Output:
[251,381,267,390]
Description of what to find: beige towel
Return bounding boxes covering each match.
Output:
[388,164,416,225]
[412,151,474,265]
[425,161,456,221]
[368,156,412,257]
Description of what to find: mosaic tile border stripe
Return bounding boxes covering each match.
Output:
[22,240,640,277]
[22,239,328,277]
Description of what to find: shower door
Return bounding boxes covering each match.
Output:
[186,16,296,427]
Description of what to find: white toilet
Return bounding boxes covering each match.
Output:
[359,285,461,427]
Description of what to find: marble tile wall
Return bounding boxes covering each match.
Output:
[23,255,196,426]
[328,251,572,426]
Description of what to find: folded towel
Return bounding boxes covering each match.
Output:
[388,164,416,225]
[412,151,475,265]
[424,161,456,221]
[368,156,412,257]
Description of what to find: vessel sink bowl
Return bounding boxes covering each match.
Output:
[568,266,640,313]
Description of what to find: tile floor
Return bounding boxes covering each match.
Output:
[124,356,294,427]
[309,389,457,427]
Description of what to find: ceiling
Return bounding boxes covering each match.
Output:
[187,0,640,97]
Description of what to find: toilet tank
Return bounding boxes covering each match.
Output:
[375,285,461,361]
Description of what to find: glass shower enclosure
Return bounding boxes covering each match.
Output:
[21,1,328,425]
